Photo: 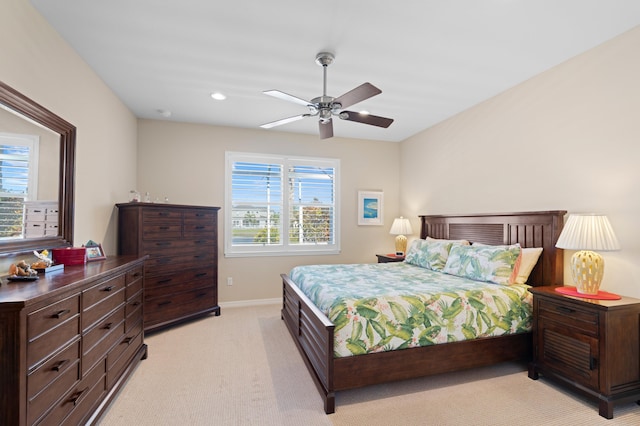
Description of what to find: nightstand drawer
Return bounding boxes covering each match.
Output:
[538,297,599,336]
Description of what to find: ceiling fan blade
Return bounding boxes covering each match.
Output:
[263,90,313,107]
[340,111,394,128]
[260,114,309,129]
[333,82,381,109]
[319,119,334,139]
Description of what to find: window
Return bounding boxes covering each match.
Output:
[0,133,39,238]
[225,152,339,256]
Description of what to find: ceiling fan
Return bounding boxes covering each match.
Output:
[260,52,393,139]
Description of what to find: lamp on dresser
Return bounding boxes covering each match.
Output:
[555,213,620,295]
[389,216,413,256]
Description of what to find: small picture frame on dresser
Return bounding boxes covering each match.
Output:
[84,242,106,261]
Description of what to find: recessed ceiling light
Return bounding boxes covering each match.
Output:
[211,92,227,101]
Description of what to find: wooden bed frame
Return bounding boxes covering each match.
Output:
[281,210,566,414]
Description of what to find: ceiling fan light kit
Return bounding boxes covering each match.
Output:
[261,52,394,139]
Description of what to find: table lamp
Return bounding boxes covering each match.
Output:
[390,216,413,256]
[555,214,620,295]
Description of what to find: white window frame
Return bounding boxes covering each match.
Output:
[225,151,340,257]
[0,132,40,239]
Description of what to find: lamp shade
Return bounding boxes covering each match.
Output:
[555,214,620,251]
[389,217,413,235]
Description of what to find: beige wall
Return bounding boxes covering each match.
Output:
[0,0,138,266]
[401,26,640,298]
[137,120,401,303]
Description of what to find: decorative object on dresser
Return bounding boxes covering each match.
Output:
[389,216,413,256]
[528,286,640,419]
[116,202,220,332]
[555,213,620,295]
[0,256,147,426]
[375,253,405,263]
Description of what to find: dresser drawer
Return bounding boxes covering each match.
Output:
[142,208,182,222]
[183,221,216,237]
[37,361,106,426]
[126,264,144,284]
[145,286,216,326]
[538,297,599,336]
[145,266,215,298]
[126,274,143,299]
[107,320,143,388]
[83,275,126,310]
[28,294,80,340]
[28,356,80,425]
[82,307,126,375]
[142,223,183,240]
[28,339,81,401]
[27,316,80,371]
[142,238,215,256]
[82,277,126,331]
[126,290,143,331]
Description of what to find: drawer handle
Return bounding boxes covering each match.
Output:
[195,225,205,230]
[131,272,142,278]
[155,242,171,246]
[69,387,89,406]
[194,240,208,245]
[193,254,206,259]
[123,336,134,345]
[131,301,141,306]
[157,278,172,284]
[102,286,115,292]
[158,301,172,307]
[555,306,575,314]
[53,309,71,319]
[52,359,70,372]
[158,212,170,217]
[104,322,114,330]
[196,292,207,298]
[159,226,170,230]
[590,357,598,370]
[195,272,207,278]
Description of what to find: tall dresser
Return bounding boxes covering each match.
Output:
[116,202,220,332]
[0,256,147,426]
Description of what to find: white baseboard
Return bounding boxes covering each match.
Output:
[219,298,281,309]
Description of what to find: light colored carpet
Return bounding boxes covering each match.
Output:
[98,304,640,425]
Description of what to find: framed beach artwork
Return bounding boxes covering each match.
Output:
[358,191,384,226]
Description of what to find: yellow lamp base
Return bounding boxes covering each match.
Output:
[394,235,407,256]
[570,250,605,295]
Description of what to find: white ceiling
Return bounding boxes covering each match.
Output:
[31,0,640,142]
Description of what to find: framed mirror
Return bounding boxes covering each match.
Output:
[0,81,75,256]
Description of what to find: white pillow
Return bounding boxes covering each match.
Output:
[514,247,543,284]
[426,236,470,246]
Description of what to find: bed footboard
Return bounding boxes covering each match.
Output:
[281,273,336,413]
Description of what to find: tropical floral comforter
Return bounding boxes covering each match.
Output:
[289,262,533,358]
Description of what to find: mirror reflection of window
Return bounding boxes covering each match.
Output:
[0,133,39,238]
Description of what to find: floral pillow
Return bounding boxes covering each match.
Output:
[405,239,454,271]
[443,243,522,285]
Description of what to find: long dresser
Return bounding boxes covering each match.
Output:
[0,256,147,426]
[116,202,220,332]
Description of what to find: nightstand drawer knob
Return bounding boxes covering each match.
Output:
[590,356,598,370]
[556,306,575,314]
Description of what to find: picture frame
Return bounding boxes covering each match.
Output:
[84,242,106,261]
[358,191,384,226]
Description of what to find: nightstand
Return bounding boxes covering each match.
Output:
[528,286,640,419]
[376,254,405,263]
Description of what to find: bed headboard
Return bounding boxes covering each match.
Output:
[419,210,567,287]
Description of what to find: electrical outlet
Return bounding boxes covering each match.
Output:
[227,277,233,286]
